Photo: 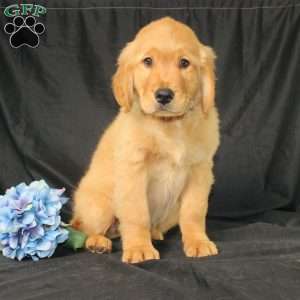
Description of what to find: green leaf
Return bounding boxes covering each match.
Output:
[63,226,87,251]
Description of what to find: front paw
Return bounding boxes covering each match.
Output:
[122,245,160,263]
[86,235,112,254]
[183,239,218,257]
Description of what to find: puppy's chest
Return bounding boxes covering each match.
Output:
[146,134,205,225]
[147,157,187,226]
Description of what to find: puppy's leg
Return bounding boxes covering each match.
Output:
[179,162,218,257]
[151,227,164,240]
[115,162,159,263]
[72,181,114,254]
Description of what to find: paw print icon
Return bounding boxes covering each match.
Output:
[4,16,45,48]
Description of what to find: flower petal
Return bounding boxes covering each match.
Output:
[32,255,39,261]
[36,240,52,251]
[29,226,44,241]
[2,247,16,259]
[56,229,69,244]
[9,234,18,249]
[21,211,35,225]
[20,230,30,248]
[16,248,25,261]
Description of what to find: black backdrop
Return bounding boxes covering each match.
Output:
[1,1,300,299]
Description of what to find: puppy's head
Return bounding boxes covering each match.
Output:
[112,17,216,118]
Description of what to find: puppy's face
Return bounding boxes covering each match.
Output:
[133,46,200,117]
[113,17,216,118]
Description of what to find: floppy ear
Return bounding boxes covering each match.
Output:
[200,45,217,115]
[112,42,135,112]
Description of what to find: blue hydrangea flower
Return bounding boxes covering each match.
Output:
[0,180,69,261]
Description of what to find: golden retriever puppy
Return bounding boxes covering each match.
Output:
[71,17,220,263]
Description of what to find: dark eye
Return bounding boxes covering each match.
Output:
[143,57,153,67]
[179,58,190,69]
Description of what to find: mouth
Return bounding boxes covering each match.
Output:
[155,109,181,116]
[140,106,185,119]
[139,97,192,119]
[157,103,174,111]
[151,107,186,121]
[154,112,186,121]
[154,99,192,116]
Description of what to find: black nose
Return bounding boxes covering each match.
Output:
[155,88,174,105]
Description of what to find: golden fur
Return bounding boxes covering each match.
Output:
[71,17,220,263]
